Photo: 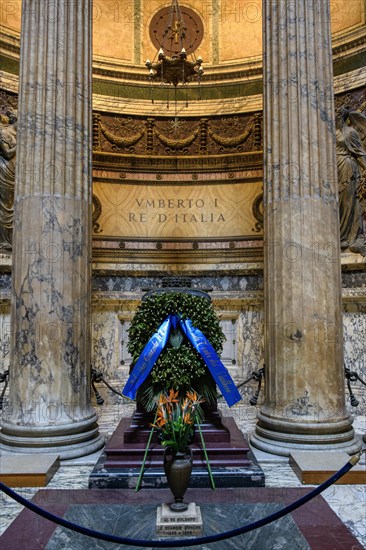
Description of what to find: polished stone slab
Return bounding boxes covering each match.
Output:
[89,451,265,489]
[45,503,308,549]
[290,452,366,485]
[0,454,60,487]
[1,487,363,550]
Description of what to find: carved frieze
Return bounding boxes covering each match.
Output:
[334,88,365,114]
[92,112,262,156]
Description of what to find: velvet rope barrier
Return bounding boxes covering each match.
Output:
[0,452,361,548]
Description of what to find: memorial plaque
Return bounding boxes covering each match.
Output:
[156,502,203,536]
[93,181,261,239]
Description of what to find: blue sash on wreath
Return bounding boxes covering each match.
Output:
[122,317,171,401]
[122,314,242,407]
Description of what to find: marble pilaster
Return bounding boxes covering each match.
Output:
[0,0,103,458]
[250,0,361,455]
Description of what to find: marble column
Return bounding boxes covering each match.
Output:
[250,0,360,455]
[0,0,104,458]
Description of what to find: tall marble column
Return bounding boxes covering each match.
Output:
[250,0,360,455]
[0,0,104,458]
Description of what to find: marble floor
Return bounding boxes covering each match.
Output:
[1,398,365,549]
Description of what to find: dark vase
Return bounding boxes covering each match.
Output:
[164,447,193,511]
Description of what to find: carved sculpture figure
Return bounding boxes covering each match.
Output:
[0,110,17,251]
[336,108,366,256]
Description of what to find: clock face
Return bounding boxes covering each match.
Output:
[149,6,204,57]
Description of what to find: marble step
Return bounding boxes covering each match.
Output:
[290,451,366,485]
[104,444,251,469]
[124,423,231,444]
[124,411,232,444]
[114,416,241,446]
[0,454,59,487]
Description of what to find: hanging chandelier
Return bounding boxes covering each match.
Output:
[145,0,204,110]
[146,47,203,88]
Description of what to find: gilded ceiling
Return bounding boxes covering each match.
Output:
[0,0,365,66]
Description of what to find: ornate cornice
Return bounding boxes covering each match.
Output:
[332,26,366,60]
[0,71,18,93]
[92,92,263,116]
[334,67,366,95]
[92,150,263,174]
[0,25,20,60]
[91,239,264,266]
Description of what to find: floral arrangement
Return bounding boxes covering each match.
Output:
[151,389,204,453]
[127,292,225,408]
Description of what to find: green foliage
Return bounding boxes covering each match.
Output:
[151,390,205,453]
[127,292,225,406]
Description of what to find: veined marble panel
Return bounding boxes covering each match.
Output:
[238,306,264,378]
[92,274,264,293]
[91,306,130,408]
[0,305,10,376]
[91,310,121,381]
[343,312,366,414]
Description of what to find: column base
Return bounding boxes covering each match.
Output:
[250,420,362,457]
[0,414,105,460]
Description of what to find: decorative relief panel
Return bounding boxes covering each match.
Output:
[93,112,262,156]
[119,319,132,369]
[92,194,103,234]
[252,192,263,233]
[148,5,204,56]
[220,318,238,372]
[334,87,365,114]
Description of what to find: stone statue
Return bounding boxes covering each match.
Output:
[0,109,17,251]
[336,108,366,256]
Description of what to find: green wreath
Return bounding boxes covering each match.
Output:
[127,292,226,409]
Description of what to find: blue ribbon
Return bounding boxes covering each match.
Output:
[179,318,242,407]
[122,314,242,407]
[122,317,171,400]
